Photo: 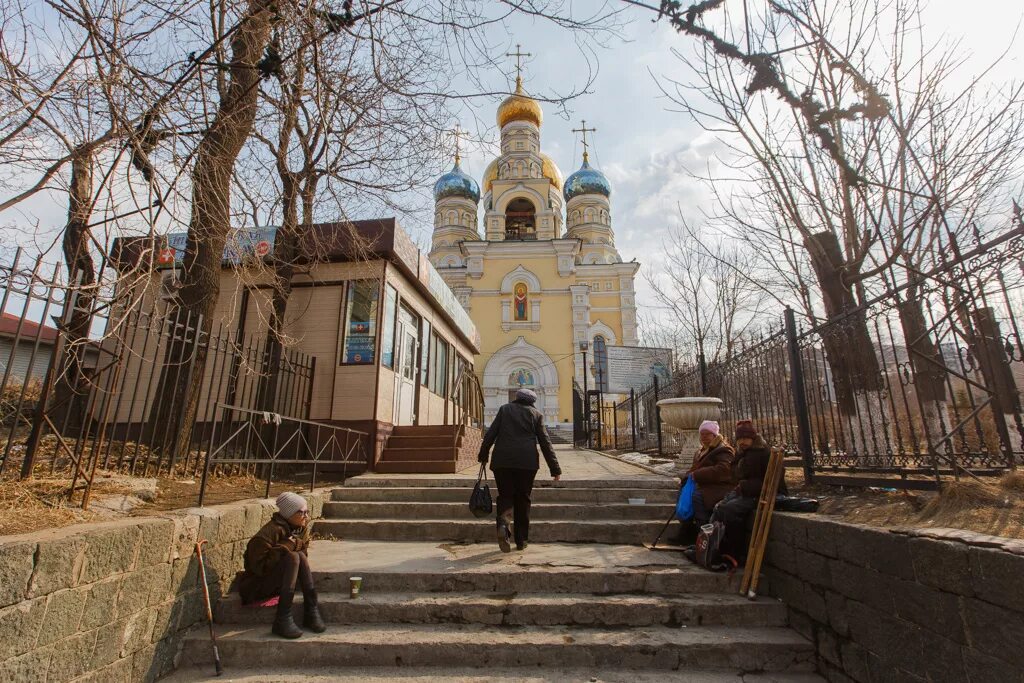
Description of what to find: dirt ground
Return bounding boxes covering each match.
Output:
[785,469,1024,540]
[0,467,339,536]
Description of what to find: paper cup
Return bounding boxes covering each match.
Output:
[349,576,362,599]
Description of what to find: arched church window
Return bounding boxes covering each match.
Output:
[513,282,529,321]
[446,210,457,224]
[593,335,609,392]
[584,208,595,223]
[505,198,536,240]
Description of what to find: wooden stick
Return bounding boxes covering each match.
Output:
[740,448,784,597]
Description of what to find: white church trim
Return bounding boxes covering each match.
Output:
[499,265,542,294]
[482,336,559,425]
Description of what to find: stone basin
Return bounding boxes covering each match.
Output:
[655,397,723,431]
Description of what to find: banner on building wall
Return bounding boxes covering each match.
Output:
[605,346,672,394]
[157,228,277,268]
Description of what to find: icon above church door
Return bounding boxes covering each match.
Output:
[514,283,528,321]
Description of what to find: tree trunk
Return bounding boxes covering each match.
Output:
[896,293,951,459]
[805,231,887,457]
[50,148,97,436]
[148,1,276,468]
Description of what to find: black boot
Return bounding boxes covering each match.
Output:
[303,591,326,633]
[272,592,302,639]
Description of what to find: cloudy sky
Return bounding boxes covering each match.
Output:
[3,1,1022,327]
[416,1,1024,326]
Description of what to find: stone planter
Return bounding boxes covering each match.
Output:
[655,397,724,459]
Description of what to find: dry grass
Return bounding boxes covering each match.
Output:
[0,475,132,536]
[793,469,1024,540]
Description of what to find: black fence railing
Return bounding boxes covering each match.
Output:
[0,250,317,507]
[198,404,368,505]
[612,224,1024,489]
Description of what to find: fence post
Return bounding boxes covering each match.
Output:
[785,307,815,484]
[653,375,663,457]
[698,352,708,395]
[631,388,638,452]
[613,402,619,449]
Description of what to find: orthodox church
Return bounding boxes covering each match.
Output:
[428,68,640,436]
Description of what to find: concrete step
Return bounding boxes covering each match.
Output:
[163,665,825,682]
[307,569,730,597]
[331,486,678,504]
[179,624,815,672]
[373,461,462,474]
[215,592,788,628]
[386,435,457,449]
[315,519,669,544]
[342,477,677,489]
[380,447,459,461]
[323,501,674,520]
[392,425,459,436]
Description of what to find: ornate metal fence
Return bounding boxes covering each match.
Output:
[0,250,317,506]
[612,223,1024,489]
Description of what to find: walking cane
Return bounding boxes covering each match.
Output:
[740,448,784,599]
[647,510,677,550]
[194,540,224,676]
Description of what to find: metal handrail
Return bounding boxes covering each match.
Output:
[198,403,368,505]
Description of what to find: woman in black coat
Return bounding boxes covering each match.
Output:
[478,388,561,552]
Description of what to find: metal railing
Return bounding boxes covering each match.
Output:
[198,404,368,505]
[611,222,1024,489]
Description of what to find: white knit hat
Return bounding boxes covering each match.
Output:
[276,492,307,519]
[698,420,720,436]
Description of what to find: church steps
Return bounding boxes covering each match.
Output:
[323,501,673,520]
[163,666,825,682]
[215,591,788,628]
[178,624,815,673]
[308,564,733,595]
[330,486,678,504]
[315,518,668,544]
[341,476,677,489]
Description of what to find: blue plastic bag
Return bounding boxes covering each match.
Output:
[675,476,695,521]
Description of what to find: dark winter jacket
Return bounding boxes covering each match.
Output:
[687,437,735,508]
[240,513,310,579]
[478,399,561,475]
[732,435,786,498]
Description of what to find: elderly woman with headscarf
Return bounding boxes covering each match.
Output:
[478,388,562,552]
[674,420,735,543]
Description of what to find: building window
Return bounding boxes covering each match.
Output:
[593,335,609,392]
[380,284,398,368]
[428,332,449,396]
[420,319,432,386]
[340,280,379,365]
[513,282,529,321]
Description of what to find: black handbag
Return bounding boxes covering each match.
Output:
[469,464,493,518]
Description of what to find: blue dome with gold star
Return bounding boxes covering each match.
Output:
[433,161,480,203]
[563,159,611,201]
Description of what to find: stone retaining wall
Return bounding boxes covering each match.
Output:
[0,489,330,683]
[764,513,1024,682]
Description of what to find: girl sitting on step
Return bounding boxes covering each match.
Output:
[237,492,326,639]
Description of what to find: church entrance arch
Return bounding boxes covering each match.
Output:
[482,337,559,425]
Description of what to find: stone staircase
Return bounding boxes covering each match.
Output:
[171,473,820,681]
[374,425,480,474]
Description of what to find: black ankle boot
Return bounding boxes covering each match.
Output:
[272,592,302,639]
[303,591,326,633]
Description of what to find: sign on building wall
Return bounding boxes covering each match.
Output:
[605,346,672,394]
[157,228,277,267]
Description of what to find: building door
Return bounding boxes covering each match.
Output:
[393,307,418,426]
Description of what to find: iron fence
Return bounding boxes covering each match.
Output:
[611,223,1024,488]
[0,250,317,506]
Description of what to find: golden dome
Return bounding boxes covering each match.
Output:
[482,153,563,194]
[496,78,543,129]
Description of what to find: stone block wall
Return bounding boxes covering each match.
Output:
[764,513,1024,683]
[0,489,330,683]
